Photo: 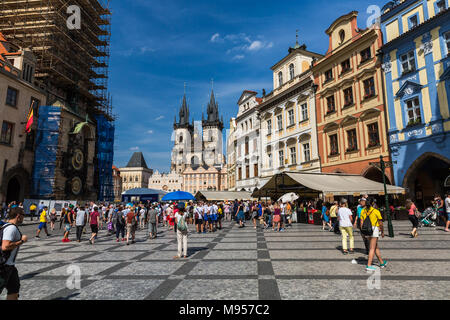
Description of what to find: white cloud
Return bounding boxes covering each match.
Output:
[248,40,263,51]
[130,146,139,151]
[232,54,245,61]
[147,130,154,134]
[210,33,221,42]
[155,115,165,121]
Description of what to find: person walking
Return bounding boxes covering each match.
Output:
[236,201,245,228]
[88,207,100,245]
[147,205,158,240]
[360,198,387,272]
[354,198,370,254]
[286,202,293,228]
[194,203,204,234]
[62,207,74,243]
[445,192,450,233]
[322,202,332,231]
[75,206,87,243]
[115,207,126,242]
[406,199,419,238]
[125,207,137,245]
[35,206,50,239]
[29,203,37,221]
[174,204,188,259]
[0,207,28,300]
[49,208,57,231]
[337,199,354,255]
[329,201,340,234]
[273,202,282,232]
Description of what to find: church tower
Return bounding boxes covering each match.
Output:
[202,89,225,167]
[171,94,194,173]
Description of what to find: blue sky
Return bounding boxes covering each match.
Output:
[110,0,386,172]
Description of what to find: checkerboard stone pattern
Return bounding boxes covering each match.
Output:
[2,220,450,300]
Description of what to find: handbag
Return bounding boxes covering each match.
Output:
[414,208,422,219]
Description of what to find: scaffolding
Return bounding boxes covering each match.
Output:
[0,0,113,119]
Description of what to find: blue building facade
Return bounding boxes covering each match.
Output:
[381,0,450,207]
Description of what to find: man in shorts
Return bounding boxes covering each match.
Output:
[445,192,450,233]
[35,206,50,239]
[195,204,204,234]
[1,207,28,300]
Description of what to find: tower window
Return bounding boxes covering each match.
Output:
[278,72,283,87]
[289,64,295,80]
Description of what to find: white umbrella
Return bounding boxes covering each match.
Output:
[278,192,299,203]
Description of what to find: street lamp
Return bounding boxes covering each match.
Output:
[369,155,397,238]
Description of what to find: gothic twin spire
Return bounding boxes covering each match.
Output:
[174,89,223,129]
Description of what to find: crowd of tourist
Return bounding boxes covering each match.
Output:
[0,192,449,299]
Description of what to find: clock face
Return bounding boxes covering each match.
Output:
[71,177,82,195]
[72,149,84,170]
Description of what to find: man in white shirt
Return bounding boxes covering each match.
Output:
[195,204,204,234]
[203,203,210,233]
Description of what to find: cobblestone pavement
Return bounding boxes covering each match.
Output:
[2,220,450,300]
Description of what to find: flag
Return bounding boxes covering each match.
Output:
[25,101,35,134]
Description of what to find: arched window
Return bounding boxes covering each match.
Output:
[289,64,295,80]
[278,72,283,87]
[179,135,183,143]
[135,176,138,182]
[339,30,345,43]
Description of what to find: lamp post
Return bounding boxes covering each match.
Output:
[369,155,396,238]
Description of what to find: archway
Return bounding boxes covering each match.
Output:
[403,153,450,210]
[6,176,21,204]
[362,166,392,185]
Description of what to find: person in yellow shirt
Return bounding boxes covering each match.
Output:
[360,198,387,272]
[35,206,50,238]
[29,203,37,221]
[329,201,339,234]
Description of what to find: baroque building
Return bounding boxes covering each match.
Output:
[234,90,264,192]
[148,170,183,192]
[259,40,323,180]
[313,11,393,184]
[380,0,450,206]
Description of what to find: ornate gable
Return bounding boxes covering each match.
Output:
[395,81,422,99]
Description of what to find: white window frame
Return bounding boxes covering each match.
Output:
[400,50,416,73]
[303,143,310,163]
[288,109,295,126]
[268,153,273,168]
[289,64,295,80]
[290,147,296,164]
[278,72,283,87]
[277,115,283,131]
[267,119,272,133]
[406,97,422,123]
[278,150,284,167]
[301,103,308,121]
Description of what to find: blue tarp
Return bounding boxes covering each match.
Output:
[95,114,115,202]
[31,106,61,198]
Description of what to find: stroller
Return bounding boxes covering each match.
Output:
[418,207,437,228]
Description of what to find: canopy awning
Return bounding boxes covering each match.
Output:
[195,191,256,201]
[252,172,405,199]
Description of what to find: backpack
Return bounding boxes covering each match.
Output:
[361,209,375,236]
[0,223,21,266]
[118,213,125,225]
[177,215,188,233]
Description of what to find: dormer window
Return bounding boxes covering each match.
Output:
[278,72,283,87]
[339,30,345,43]
[409,15,418,29]
[436,0,446,13]
[289,64,295,80]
